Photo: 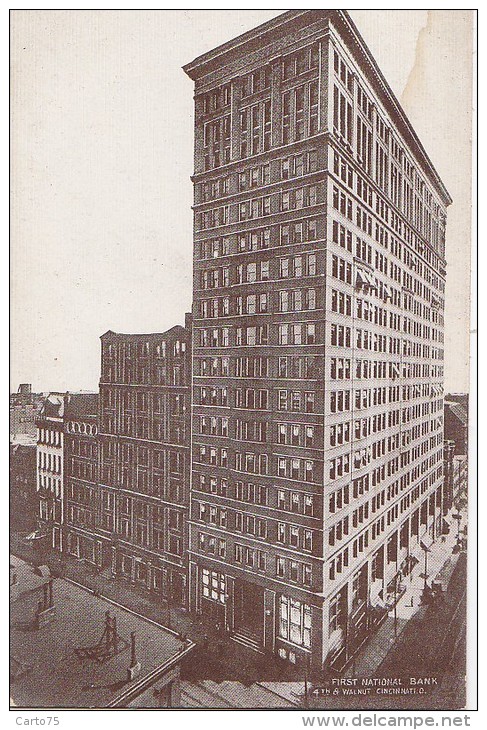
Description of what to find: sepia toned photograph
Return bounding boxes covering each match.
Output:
[10,9,475,712]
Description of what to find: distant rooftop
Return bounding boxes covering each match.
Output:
[64,393,98,419]
[10,437,37,449]
[38,392,98,421]
[10,557,193,708]
[101,324,188,340]
[445,401,468,427]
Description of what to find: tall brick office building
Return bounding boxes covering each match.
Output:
[98,321,192,606]
[184,10,450,669]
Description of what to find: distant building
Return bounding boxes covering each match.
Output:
[98,319,192,606]
[36,392,98,551]
[443,440,456,512]
[444,396,468,455]
[10,443,37,531]
[10,384,44,443]
[36,393,66,549]
[452,455,468,503]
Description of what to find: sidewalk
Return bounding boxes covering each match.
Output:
[344,511,465,678]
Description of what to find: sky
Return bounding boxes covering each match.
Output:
[10,10,473,394]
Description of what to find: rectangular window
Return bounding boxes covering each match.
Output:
[278,596,311,648]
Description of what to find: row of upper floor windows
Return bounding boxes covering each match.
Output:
[199,252,317,289]
[196,183,323,231]
[194,322,440,355]
[197,51,445,244]
[37,427,61,446]
[102,388,186,415]
[199,43,320,114]
[193,473,318,518]
[195,413,433,453]
[196,220,319,259]
[103,339,187,361]
[65,437,97,458]
[37,450,62,473]
[100,364,188,387]
[197,276,442,330]
[193,346,445,381]
[198,150,320,204]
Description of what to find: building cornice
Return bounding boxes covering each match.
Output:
[183,9,452,207]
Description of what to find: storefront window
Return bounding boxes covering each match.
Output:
[278,596,311,648]
[202,568,226,603]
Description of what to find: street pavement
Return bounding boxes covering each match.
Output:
[344,508,466,679]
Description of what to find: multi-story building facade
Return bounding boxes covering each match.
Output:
[10,442,37,532]
[63,394,99,563]
[36,392,98,552]
[184,10,450,670]
[36,393,67,550]
[444,440,468,513]
[98,321,192,606]
[444,397,468,456]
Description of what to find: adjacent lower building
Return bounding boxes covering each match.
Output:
[63,394,100,562]
[36,393,67,549]
[10,443,37,532]
[184,10,451,670]
[444,396,468,456]
[36,392,98,552]
[34,322,193,609]
[98,320,192,606]
[444,440,468,513]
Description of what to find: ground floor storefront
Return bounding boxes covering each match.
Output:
[189,562,318,668]
[189,507,449,674]
[62,528,188,608]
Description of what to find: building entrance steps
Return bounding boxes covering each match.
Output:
[344,506,466,678]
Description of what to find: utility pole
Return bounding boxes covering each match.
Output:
[303,654,311,708]
[422,546,429,592]
[393,574,398,638]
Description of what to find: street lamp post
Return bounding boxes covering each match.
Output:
[393,574,398,638]
[303,655,310,708]
[421,545,430,593]
[453,511,461,543]
[452,508,462,552]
